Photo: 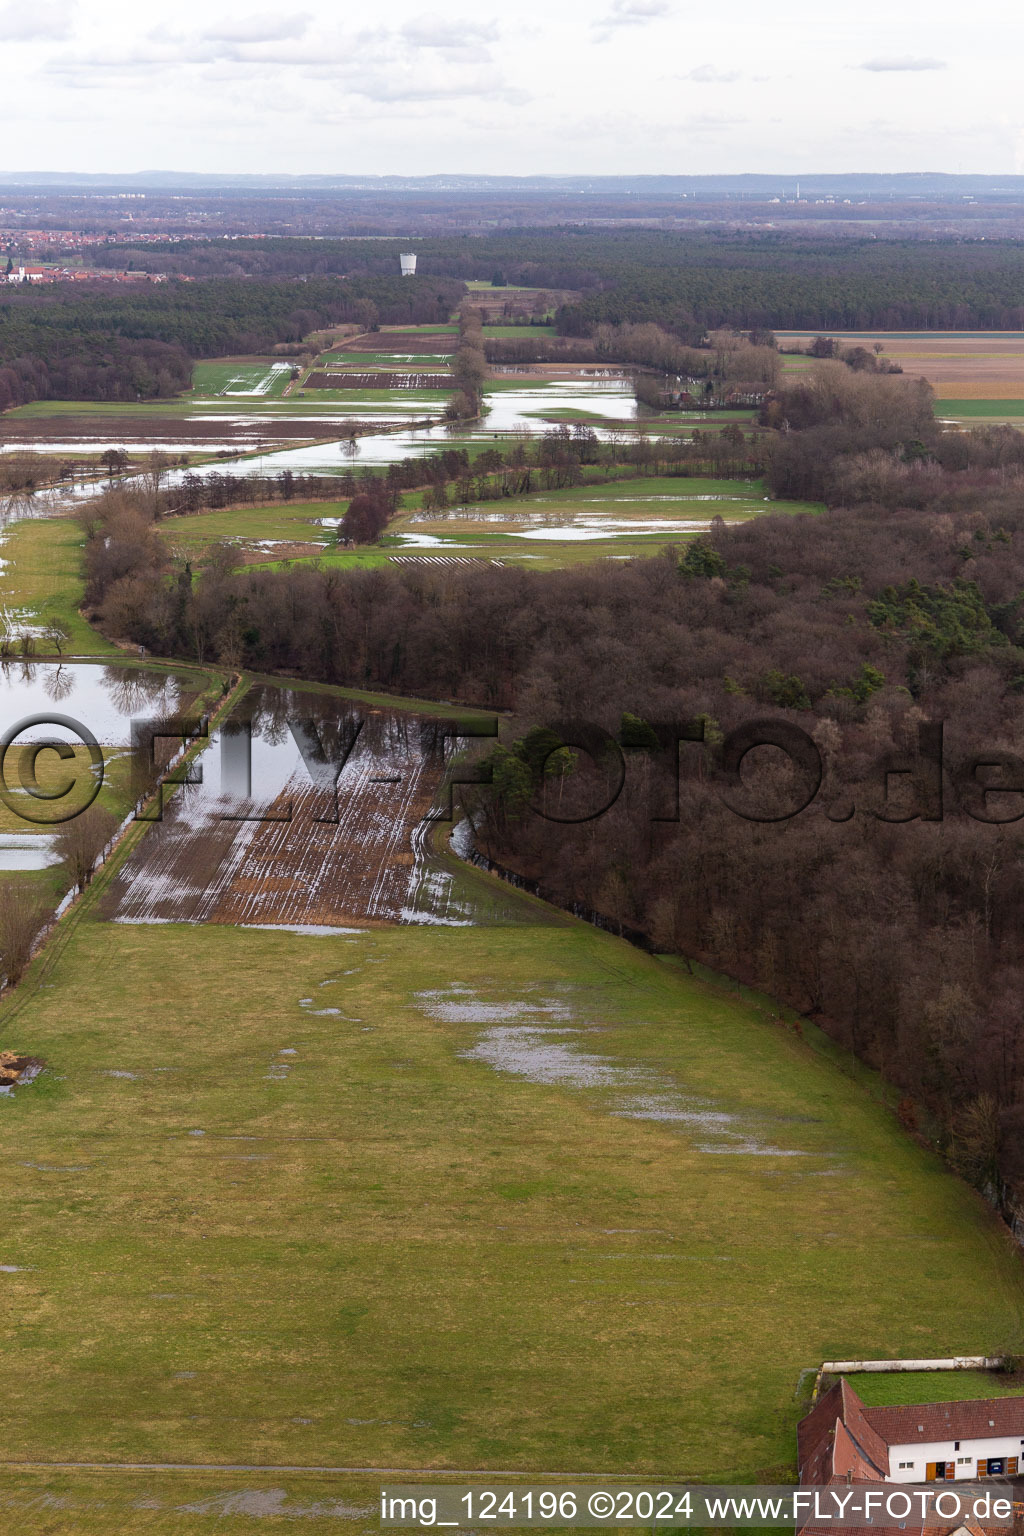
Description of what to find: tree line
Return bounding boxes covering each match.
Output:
[0,275,465,409]
[84,229,1024,331]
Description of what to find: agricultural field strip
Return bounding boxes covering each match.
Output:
[103,711,448,927]
[305,372,452,391]
[776,330,1024,400]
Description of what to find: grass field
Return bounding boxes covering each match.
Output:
[5,398,363,420]
[190,361,295,400]
[251,538,689,573]
[0,518,119,656]
[1,913,1021,1496]
[198,476,823,573]
[0,746,136,915]
[150,477,818,574]
[0,743,133,834]
[848,1370,1024,1406]
[0,1467,387,1533]
[1,371,1023,1533]
[936,399,1024,417]
[157,501,332,556]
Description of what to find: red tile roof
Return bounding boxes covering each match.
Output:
[864,1398,1024,1446]
[797,1383,1024,1536]
[798,1380,891,1482]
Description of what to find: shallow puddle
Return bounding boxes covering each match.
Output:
[417,984,817,1158]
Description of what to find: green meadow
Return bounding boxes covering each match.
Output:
[935,399,1024,418]
[0,517,120,655]
[153,476,823,573]
[850,1370,1024,1406]
[2,914,1021,1491]
[2,322,1022,1536]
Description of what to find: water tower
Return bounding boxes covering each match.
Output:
[399,252,417,277]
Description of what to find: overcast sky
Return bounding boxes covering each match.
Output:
[0,0,1021,176]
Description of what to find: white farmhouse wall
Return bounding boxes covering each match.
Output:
[887,1434,1024,1481]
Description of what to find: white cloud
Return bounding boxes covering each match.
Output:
[399,15,499,66]
[402,15,499,49]
[43,18,526,108]
[202,11,312,43]
[0,0,74,40]
[684,64,742,83]
[858,55,947,72]
[593,0,671,38]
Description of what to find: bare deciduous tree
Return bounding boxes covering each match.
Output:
[53,805,119,894]
[0,885,46,987]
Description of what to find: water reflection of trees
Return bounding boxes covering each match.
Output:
[43,664,76,702]
[100,665,180,716]
[1,657,39,685]
[0,492,39,529]
[232,683,422,766]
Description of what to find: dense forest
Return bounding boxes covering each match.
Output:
[75,363,1024,1224]
[7,230,1024,415]
[0,275,464,409]
[92,229,1024,331]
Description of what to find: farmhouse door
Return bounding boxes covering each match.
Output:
[926,1464,937,1481]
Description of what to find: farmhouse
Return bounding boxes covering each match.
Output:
[800,1379,1024,1485]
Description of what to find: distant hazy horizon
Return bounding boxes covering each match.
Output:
[2,172,1024,193]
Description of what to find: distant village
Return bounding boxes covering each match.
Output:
[0,225,207,284]
[3,262,169,286]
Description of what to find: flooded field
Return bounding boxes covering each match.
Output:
[0,831,57,870]
[3,376,656,522]
[181,380,645,474]
[100,683,493,928]
[0,414,334,453]
[394,479,794,549]
[0,659,191,745]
